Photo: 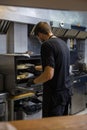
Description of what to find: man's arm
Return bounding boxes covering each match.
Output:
[34,66,54,84]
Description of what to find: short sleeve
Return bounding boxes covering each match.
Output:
[41,42,55,68]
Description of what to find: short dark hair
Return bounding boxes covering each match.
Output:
[34,22,51,35]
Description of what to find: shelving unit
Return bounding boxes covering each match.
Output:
[0,54,42,121]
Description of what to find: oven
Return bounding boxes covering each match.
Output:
[0,93,8,121]
[0,54,43,120]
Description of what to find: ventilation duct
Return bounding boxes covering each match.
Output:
[76,31,87,39]
[52,27,67,37]
[64,29,79,38]
[71,25,87,39]
[0,20,11,34]
[71,25,86,31]
[52,27,79,38]
[0,18,87,39]
[52,24,87,39]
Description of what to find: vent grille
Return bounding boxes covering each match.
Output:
[52,27,67,37]
[52,26,87,39]
[0,20,11,34]
[64,29,79,38]
[76,31,87,39]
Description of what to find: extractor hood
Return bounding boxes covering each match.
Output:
[0,19,87,39]
[52,27,67,37]
[52,24,87,39]
[0,20,11,34]
[76,31,87,39]
[0,6,87,39]
[52,27,79,38]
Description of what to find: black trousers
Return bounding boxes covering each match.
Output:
[42,91,71,117]
[42,103,70,117]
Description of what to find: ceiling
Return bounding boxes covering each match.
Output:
[0,0,87,11]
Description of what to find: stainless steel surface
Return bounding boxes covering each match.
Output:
[52,27,67,37]
[0,74,4,92]
[8,92,42,120]
[0,6,87,34]
[0,6,87,39]
[7,22,28,53]
[64,29,79,38]
[8,93,35,121]
[0,6,50,24]
[0,54,17,94]
[76,31,87,39]
[0,6,87,26]
[0,92,8,98]
[70,76,86,114]
[52,26,87,39]
[0,92,8,121]
[0,54,42,121]
[0,54,41,95]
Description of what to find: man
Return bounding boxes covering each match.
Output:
[27,22,71,117]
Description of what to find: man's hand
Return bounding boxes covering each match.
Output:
[28,66,36,73]
[35,65,42,71]
[28,66,42,76]
[27,77,35,87]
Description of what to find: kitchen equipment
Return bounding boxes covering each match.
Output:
[70,75,87,114]
[0,54,41,95]
[0,54,43,121]
[76,62,87,73]
[0,93,8,121]
[0,74,4,92]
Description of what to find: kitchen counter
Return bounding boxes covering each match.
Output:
[70,73,87,114]
[70,73,87,89]
[5,114,87,130]
[70,73,87,80]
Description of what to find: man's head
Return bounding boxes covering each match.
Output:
[34,22,53,42]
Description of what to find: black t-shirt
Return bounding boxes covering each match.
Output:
[41,37,71,98]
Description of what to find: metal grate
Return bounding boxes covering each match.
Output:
[64,29,79,38]
[52,27,67,37]
[0,20,11,34]
[76,31,87,39]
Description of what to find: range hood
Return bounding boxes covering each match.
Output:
[76,31,87,39]
[29,22,87,39]
[52,24,87,39]
[52,27,79,38]
[0,5,87,39]
[0,20,11,34]
[0,19,87,39]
